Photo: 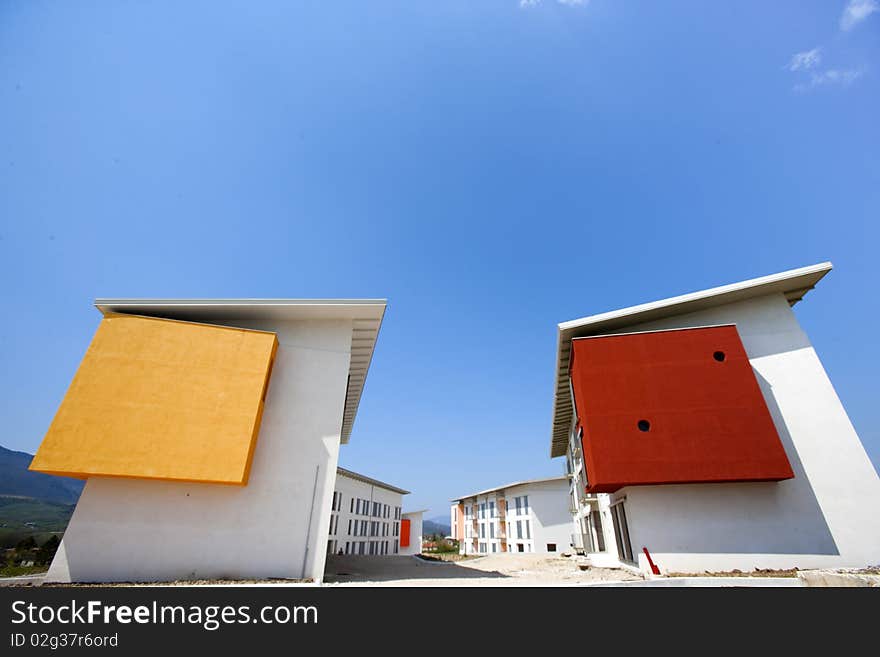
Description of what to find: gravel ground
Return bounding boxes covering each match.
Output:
[323,553,643,587]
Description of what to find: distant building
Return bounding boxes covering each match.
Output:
[329,468,423,557]
[550,263,880,574]
[451,477,570,555]
[400,510,425,557]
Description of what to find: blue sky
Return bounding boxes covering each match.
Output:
[1,1,877,520]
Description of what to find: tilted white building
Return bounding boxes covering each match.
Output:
[551,263,880,575]
[38,299,387,583]
[451,477,571,555]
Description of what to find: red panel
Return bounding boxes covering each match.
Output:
[569,325,793,493]
[400,519,411,548]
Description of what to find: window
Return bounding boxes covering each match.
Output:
[489,501,495,518]
[350,498,354,513]
[491,543,498,553]
[480,524,485,538]
[348,519,352,535]
[489,523,495,539]
[525,520,531,540]
[513,495,529,515]
[547,543,557,552]
[611,500,634,563]
[394,522,399,537]
[393,541,398,554]
[590,512,606,552]
[516,520,522,540]
[480,503,486,519]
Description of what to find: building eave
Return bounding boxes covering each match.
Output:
[94,298,386,445]
[451,475,569,502]
[549,262,833,458]
[336,466,410,495]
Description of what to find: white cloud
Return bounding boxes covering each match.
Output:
[557,0,588,5]
[519,0,541,6]
[789,48,822,71]
[840,0,878,31]
[794,68,863,91]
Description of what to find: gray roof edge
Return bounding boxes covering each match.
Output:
[337,466,410,495]
[95,298,387,306]
[557,261,831,332]
[549,261,834,458]
[451,475,569,502]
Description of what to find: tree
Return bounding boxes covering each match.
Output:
[15,536,37,551]
[37,535,60,565]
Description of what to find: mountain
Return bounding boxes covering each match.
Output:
[423,516,451,537]
[0,446,84,504]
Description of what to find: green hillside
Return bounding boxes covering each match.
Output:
[0,446,82,551]
[0,446,84,504]
[0,496,74,549]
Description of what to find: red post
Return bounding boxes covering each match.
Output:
[642,547,661,575]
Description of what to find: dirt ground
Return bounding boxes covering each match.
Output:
[1,554,643,587]
[323,553,643,587]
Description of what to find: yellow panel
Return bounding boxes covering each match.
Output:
[30,313,278,485]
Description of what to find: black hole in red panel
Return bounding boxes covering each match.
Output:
[637,420,651,432]
[713,351,726,362]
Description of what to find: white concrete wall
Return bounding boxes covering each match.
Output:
[328,472,404,556]
[47,318,352,583]
[400,511,423,556]
[580,293,880,574]
[505,480,571,554]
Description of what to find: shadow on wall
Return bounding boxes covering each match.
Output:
[626,369,838,556]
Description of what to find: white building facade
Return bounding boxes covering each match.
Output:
[327,468,409,557]
[552,264,880,575]
[451,477,571,555]
[400,510,425,557]
[44,299,386,583]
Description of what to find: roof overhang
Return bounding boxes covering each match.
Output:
[336,466,410,495]
[451,475,569,502]
[549,262,832,458]
[94,298,386,444]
